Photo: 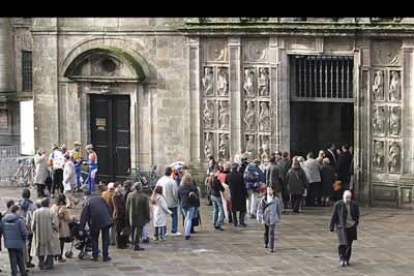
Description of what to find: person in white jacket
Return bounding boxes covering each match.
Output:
[62,154,79,208]
[150,186,172,241]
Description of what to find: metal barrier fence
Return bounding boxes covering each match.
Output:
[0,145,21,159]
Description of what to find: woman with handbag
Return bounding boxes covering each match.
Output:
[50,195,72,263]
[286,157,308,213]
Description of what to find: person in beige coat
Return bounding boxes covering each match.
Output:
[31,198,60,270]
[51,194,72,262]
[62,154,79,208]
[34,149,49,198]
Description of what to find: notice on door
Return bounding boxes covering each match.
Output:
[96,118,107,131]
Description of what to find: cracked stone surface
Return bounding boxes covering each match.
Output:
[0,187,413,276]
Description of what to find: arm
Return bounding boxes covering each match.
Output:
[160,197,173,215]
[80,203,90,230]
[329,203,338,232]
[19,219,28,241]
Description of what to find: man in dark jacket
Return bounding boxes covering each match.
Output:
[325,143,338,168]
[80,190,113,262]
[226,163,247,227]
[0,205,28,276]
[265,153,282,198]
[330,190,360,267]
[336,144,353,194]
[112,185,128,249]
[126,182,150,251]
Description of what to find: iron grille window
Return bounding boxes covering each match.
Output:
[22,50,32,92]
[290,55,353,100]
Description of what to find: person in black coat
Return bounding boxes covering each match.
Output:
[226,163,247,227]
[336,144,353,194]
[80,190,113,262]
[325,143,338,168]
[321,158,336,206]
[330,190,359,267]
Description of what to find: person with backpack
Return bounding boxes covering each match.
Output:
[0,205,28,276]
[178,173,199,240]
[243,159,265,218]
[17,189,37,269]
[257,186,281,253]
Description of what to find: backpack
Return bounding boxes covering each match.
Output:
[187,191,198,205]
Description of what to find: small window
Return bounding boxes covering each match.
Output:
[22,50,32,92]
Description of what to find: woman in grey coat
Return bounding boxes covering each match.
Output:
[34,149,49,198]
[286,157,308,213]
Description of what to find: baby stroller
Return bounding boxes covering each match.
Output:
[65,220,93,260]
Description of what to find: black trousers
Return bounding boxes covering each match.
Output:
[115,219,128,248]
[264,224,276,249]
[52,169,64,195]
[35,184,46,198]
[338,228,354,262]
[8,249,26,276]
[38,255,53,268]
[291,194,302,213]
[131,225,143,248]
[232,211,246,227]
[91,226,110,260]
[27,233,33,263]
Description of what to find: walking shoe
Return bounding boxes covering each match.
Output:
[185,236,191,240]
[26,263,35,268]
[270,248,274,253]
[103,257,112,262]
[345,260,349,266]
[153,236,159,241]
[340,260,345,267]
[142,238,150,244]
[215,226,224,231]
[134,246,145,251]
[171,232,182,237]
[165,232,170,236]
[250,214,256,219]
[239,223,247,227]
[264,244,268,248]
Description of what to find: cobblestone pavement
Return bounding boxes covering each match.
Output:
[1,187,414,276]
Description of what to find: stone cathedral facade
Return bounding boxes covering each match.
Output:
[4,17,414,207]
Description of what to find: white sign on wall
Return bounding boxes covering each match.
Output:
[20,100,34,155]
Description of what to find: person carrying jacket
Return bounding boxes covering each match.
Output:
[243,159,265,218]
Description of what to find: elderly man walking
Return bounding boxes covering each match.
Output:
[330,190,360,267]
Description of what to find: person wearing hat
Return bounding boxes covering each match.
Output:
[48,144,65,198]
[70,142,83,191]
[85,144,98,192]
[102,183,116,246]
[126,182,150,251]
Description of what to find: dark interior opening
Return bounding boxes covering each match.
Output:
[290,101,354,157]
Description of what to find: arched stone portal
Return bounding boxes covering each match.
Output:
[61,43,151,182]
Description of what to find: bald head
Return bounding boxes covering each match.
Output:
[343,190,352,203]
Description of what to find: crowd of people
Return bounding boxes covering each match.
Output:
[0,141,359,276]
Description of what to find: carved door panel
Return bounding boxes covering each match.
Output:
[90,95,130,182]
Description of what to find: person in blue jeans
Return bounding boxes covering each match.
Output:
[178,174,199,240]
[0,205,28,276]
[207,170,225,231]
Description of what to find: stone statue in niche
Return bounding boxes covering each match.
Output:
[202,67,214,96]
[245,135,256,154]
[389,71,401,101]
[259,102,270,131]
[218,133,230,160]
[243,68,255,96]
[372,70,384,101]
[258,68,270,96]
[260,135,270,155]
[388,142,401,173]
[372,106,385,134]
[389,106,401,136]
[217,68,229,96]
[218,101,230,129]
[204,132,214,159]
[373,140,385,171]
[203,101,214,128]
[244,101,256,130]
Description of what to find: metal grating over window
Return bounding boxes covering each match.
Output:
[22,50,32,92]
[290,55,353,101]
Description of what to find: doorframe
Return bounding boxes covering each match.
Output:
[79,82,141,176]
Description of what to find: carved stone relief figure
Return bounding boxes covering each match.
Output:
[373,140,385,172]
[389,71,401,101]
[389,106,401,136]
[217,68,229,96]
[244,101,256,130]
[258,67,270,96]
[245,134,256,154]
[259,102,270,131]
[243,68,255,96]
[204,132,214,159]
[372,106,385,134]
[218,133,230,160]
[388,141,401,173]
[244,40,268,62]
[218,101,230,129]
[260,135,270,155]
[203,100,215,128]
[202,67,214,96]
[372,70,384,101]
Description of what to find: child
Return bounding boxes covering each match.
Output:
[0,205,28,276]
[257,186,281,253]
[150,186,172,241]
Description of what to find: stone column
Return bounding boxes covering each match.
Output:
[229,37,241,155]
[269,36,279,151]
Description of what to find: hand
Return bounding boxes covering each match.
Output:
[79,230,84,236]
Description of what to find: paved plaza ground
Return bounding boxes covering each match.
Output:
[0,187,413,276]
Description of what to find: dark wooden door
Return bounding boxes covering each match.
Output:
[90,94,130,182]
